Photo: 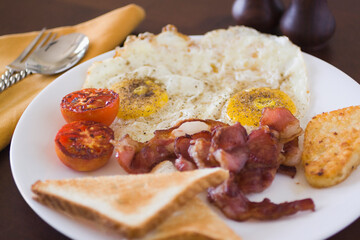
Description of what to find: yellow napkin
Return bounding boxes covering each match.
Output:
[0,4,145,151]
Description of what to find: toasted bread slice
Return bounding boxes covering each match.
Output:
[145,161,241,240]
[31,167,228,238]
[302,105,360,187]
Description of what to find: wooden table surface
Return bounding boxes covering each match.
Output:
[0,0,359,239]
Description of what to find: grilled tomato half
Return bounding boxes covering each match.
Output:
[60,88,119,126]
[54,121,114,171]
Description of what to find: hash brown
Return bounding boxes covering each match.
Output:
[302,105,360,188]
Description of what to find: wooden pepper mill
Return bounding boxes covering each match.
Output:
[232,0,284,34]
[280,0,336,50]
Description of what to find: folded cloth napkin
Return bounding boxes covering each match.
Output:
[0,4,145,151]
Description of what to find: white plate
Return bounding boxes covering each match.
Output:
[10,50,360,240]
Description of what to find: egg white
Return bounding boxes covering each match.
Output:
[84,25,309,142]
[105,66,232,142]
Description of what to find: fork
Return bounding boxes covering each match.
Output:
[0,28,57,92]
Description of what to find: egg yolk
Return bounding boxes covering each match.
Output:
[110,77,168,119]
[227,87,296,126]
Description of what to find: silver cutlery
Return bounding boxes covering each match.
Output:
[0,29,89,93]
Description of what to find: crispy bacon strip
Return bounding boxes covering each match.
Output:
[212,148,248,173]
[174,131,212,160]
[188,138,215,168]
[113,133,175,173]
[131,137,176,173]
[237,167,278,194]
[246,198,315,220]
[174,131,212,171]
[208,177,315,221]
[174,136,193,161]
[246,126,281,169]
[281,137,302,166]
[234,126,281,193]
[112,111,314,222]
[277,165,297,178]
[210,122,248,151]
[174,156,197,171]
[112,135,145,173]
[260,107,303,166]
[260,107,303,142]
[113,119,226,173]
[210,123,249,173]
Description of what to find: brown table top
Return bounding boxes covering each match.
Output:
[0,0,359,239]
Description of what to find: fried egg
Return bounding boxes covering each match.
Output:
[226,87,297,127]
[110,76,168,119]
[84,25,309,142]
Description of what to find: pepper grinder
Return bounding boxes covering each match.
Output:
[232,0,285,34]
[280,0,336,50]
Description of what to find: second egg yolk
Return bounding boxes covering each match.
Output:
[227,87,296,126]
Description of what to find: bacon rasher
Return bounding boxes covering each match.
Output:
[260,107,304,166]
[208,176,314,221]
[112,108,315,221]
[209,123,249,173]
[236,126,281,194]
[260,107,303,143]
[113,119,226,173]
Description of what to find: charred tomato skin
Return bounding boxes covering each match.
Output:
[54,121,114,171]
[60,88,119,126]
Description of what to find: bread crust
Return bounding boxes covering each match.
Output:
[144,198,240,240]
[302,105,360,187]
[32,168,228,238]
[146,161,241,240]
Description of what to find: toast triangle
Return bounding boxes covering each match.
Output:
[31,167,228,238]
[145,161,241,240]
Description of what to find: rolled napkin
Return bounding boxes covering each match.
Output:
[0,4,145,151]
